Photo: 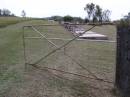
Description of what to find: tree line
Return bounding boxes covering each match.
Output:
[47,15,84,23]
[47,3,111,23]
[84,3,111,23]
[0,9,15,16]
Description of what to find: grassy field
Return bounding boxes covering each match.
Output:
[0,17,33,28]
[0,17,117,97]
[83,25,116,41]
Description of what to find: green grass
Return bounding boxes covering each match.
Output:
[0,17,32,28]
[83,25,117,41]
[0,19,58,96]
[0,19,117,97]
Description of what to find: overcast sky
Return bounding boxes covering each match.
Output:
[0,0,130,20]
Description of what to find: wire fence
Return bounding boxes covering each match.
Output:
[22,24,116,97]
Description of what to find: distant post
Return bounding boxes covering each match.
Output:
[116,25,130,97]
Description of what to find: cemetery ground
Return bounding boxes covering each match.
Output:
[0,17,118,97]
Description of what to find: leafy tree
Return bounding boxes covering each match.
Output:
[93,16,98,23]
[84,3,95,21]
[11,13,15,16]
[124,12,130,20]
[50,16,63,21]
[84,18,89,23]
[2,9,11,16]
[84,3,111,23]
[0,9,15,16]
[63,15,73,22]
[95,5,102,22]
[73,17,84,23]
[102,10,111,22]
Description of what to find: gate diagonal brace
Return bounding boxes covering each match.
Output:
[24,25,113,84]
[28,63,113,84]
[31,26,59,48]
[23,24,114,84]
[26,26,100,80]
[29,25,96,65]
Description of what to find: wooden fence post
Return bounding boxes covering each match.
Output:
[116,26,130,97]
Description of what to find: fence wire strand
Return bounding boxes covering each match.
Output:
[64,53,113,83]
[29,25,96,65]
[23,25,114,84]
[29,63,112,91]
[31,26,59,48]
[29,63,113,84]
[23,24,114,97]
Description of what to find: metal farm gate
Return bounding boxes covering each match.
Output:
[22,24,116,97]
